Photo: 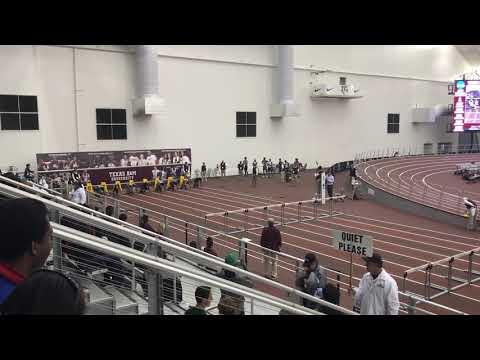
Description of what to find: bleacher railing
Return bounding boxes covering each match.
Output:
[52,223,319,315]
[1,175,468,314]
[0,175,356,315]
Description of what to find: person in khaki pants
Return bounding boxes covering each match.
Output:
[260,218,282,280]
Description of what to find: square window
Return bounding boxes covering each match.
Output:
[112,125,127,139]
[0,95,19,112]
[1,113,20,130]
[19,96,38,113]
[246,112,256,124]
[236,112,247,125]
[112,109,127,124]
[246,124,256,137]
[97,124,112,140]
[236,125,247,137]
[96,109,111,124]
[20,113,39,130]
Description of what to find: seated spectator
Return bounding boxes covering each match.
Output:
[184,286,212,315]
[139,214,157,235]
[105,205,114,217]
[119,213,128,223]
[295,253,328,310]
[217,252,254,315]
[1,269,85,315]
[0,198,52,304]
[218,293,242,315]
[203,237,218,257]
[189,241,198,249]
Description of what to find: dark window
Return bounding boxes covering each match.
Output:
[236,111,256,138]
[112,109,127,124]
[1,113,20,130]
[236,112,246,125]
[112,125,127,139]
[96,109,111,124]
[97,125,113,140]
[19,96,38,113]
[387,113,400,134]
[246,124,256,137]
[0,94,39,130]
[96,108,127,140]
[246,112,256,124]
[0,95,19,113]
[20,114,39,130]
[236,125,247,137]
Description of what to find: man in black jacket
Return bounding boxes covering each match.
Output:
[260,218,281,280]
[24,164,34,181]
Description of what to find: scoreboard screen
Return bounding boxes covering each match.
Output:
[453,80,480,132]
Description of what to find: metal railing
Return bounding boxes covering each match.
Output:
[354,144,480,217]
[354,144,480,164]
[0,176,356,315]
[51,223,319,315]
[1,175,467,314]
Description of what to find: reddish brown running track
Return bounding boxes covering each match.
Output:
[105,169,480,315]
[357,154,480,216]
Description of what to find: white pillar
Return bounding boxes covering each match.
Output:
[135,45,159,97]
[278,45,294,105]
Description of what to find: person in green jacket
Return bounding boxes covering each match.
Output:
[185,286,212,315]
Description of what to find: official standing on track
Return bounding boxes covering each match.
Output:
[326,170,335,198]
[260,218,281,280]
[351,253,399,315]
[464,197,477,231]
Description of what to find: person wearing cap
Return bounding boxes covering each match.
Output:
[351,253,399,315]
[464,197,477,231]
[260,218,282,280]
[295,253,328,309]
[217,252,254,315]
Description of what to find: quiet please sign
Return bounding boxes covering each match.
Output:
[332,230,373,257]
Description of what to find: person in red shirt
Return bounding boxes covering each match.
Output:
[0,198,53,304]
[260,218,282,280]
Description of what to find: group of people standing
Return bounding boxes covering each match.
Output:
[258,218,400,315]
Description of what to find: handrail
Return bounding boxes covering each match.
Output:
[0,179,357,315]
[52,223,319,315]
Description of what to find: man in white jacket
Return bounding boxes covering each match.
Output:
[352,253,399,315]
[70,182,87,205]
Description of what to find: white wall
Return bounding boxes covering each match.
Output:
[0,45,468,174]
[295,45,470,82]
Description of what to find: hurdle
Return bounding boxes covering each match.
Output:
[204,195,345,235]
[403,245,480,301]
